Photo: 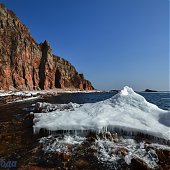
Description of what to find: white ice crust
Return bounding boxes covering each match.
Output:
[0,90,47,97]
[33,86,170,140]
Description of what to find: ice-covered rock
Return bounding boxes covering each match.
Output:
[39,133,170,169]
[93,138,160,169]
[39,135,85,153]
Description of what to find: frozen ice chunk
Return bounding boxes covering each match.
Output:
[34,102,81,112]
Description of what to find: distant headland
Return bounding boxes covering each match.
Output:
[144,89,158,92]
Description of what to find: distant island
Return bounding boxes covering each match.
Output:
[144,89,158,92]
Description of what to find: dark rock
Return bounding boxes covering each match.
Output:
[156,149,170,167]
[131,157,152,170]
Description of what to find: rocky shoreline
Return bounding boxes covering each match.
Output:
[0,94,170,170]
[0,89,99,107]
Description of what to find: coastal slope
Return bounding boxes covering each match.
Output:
[0,3,94,91]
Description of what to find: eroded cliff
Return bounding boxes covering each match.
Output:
[0,3,94,91]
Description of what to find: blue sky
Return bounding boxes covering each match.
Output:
[1,0,169,91]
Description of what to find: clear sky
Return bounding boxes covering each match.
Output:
[1,0,169,91]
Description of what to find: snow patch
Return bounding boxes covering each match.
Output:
[0,90,47,97]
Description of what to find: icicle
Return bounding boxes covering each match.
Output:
[75,130,77,136]
[33,126,40,134]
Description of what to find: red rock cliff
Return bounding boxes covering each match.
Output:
[0,3,94,91]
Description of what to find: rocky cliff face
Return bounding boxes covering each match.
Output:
[0,3,94,91]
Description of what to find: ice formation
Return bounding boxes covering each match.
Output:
[33,102,80,112]
[93,137,170,169]
[33,86,170,140]
[39,133,170,169]
[39,135,85,153]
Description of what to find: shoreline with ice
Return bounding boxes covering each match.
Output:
[0,88,100,105]
[0,86,169,169]
[32,86,170,142]
[0,88,100,97]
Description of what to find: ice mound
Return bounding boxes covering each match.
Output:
[107,86,160,112]
[33,86,170,140]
